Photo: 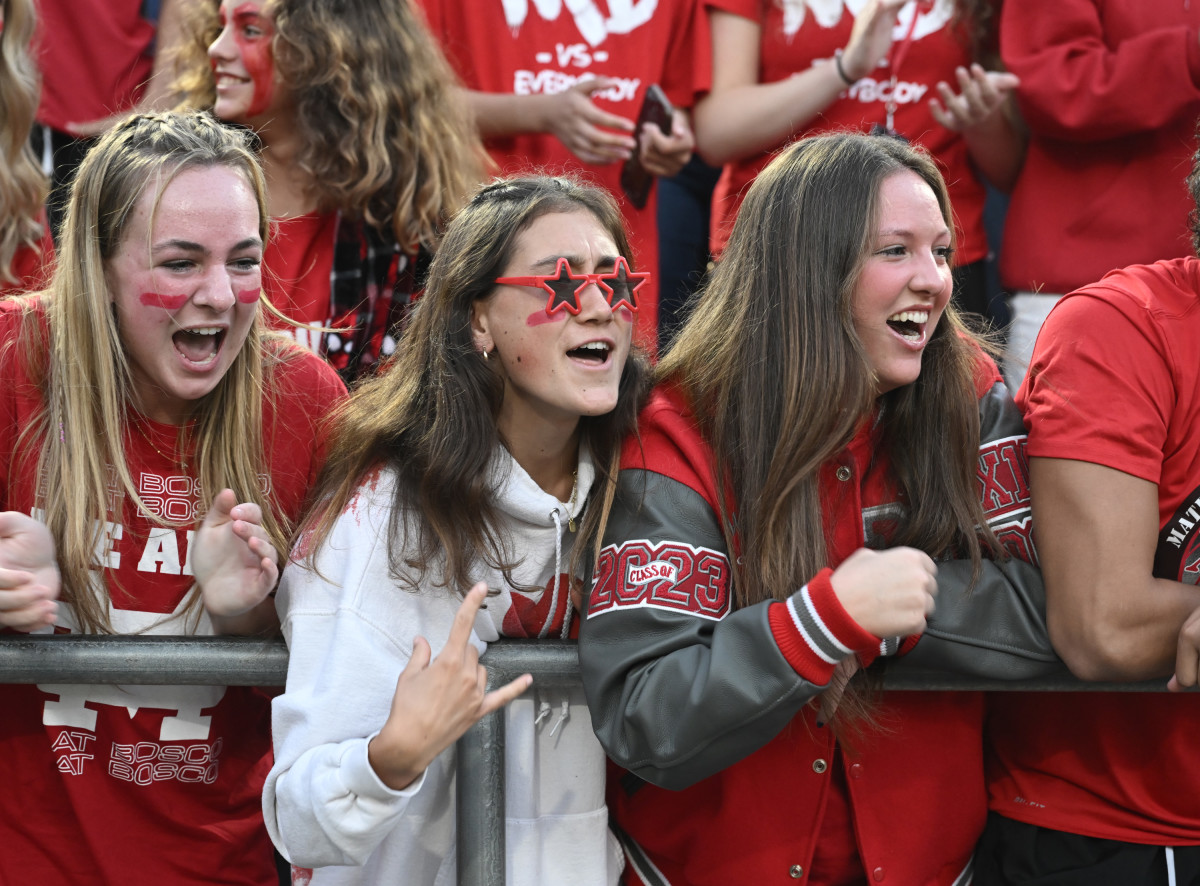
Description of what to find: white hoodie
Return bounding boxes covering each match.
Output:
[263,445,622,886]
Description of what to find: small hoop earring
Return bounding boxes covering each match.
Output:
[481,348,490,361]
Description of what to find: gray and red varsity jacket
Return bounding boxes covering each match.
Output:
[579,363,1057,886]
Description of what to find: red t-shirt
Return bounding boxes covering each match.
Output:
[415,0,708,355]
[998,0,1200,295]
[262,211,338,352]
[34,0,155,131]
[0,300,348,885]
[707,0,988,264]
[989,258,1200,844]
[2,223,54,297]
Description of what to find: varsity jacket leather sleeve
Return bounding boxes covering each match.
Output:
[581,467,838,791]
[579,381,1059,793]
[897,382,1059,680]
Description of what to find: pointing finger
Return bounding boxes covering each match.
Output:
[445,582,488,657]
[480,673,533,716]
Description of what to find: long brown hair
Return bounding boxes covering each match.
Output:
[299,175,650,593]
[171,0,482,248]
[7,111,300,634]
[660,133,1004,614]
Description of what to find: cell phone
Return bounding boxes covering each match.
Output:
[619,84,675,210]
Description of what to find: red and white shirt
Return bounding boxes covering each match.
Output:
[0,300,347,886]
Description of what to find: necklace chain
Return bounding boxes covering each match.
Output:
[567,470,578,533]
[131,419,189,471]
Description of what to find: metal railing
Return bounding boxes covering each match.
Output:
[0,635,1173,885]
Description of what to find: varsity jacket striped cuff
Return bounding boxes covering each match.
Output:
[767,567,884,684]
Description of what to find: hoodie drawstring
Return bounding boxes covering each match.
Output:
[546,510,565,640]
[547,698,570,737]
[533,696,571,741]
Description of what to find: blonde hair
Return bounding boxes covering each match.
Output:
[172,0,483,248]
[0,0,48,286]
[9,110,299,634]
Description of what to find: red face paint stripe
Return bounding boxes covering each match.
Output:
[526,308,567,327]
[236,288,261,304]
[139,292,189,311]
[232,4,275,119]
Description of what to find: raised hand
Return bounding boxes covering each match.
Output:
[839,0,910,82]
[542,77,638,165]
[368,582,533,790]
[0,511,60,631]
[929,64,1020,133]
[829,546,938,640]
[192,489,280,631]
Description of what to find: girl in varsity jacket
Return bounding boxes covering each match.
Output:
[579,133,1056,886]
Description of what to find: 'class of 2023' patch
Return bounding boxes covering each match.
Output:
[588,540,730,621]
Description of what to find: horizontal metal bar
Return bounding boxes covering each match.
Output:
[0,634,1175,692]
[0,634,289,685]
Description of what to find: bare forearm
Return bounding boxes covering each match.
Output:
[1050,576,1200,681]
[465,90,548,138]
[694,68,845,166]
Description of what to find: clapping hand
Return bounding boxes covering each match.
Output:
[192,489,280,632]
[929,64,1020,133]
[0,511,60,631]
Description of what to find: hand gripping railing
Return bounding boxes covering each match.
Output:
[0,635,1175,885]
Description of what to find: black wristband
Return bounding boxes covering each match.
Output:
[834,49,856,86]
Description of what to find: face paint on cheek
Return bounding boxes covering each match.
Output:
[139,292,190,311]
[233,5,275,117]
[526,308,568,328]
[616,307,634,324]
[236,288,261,304]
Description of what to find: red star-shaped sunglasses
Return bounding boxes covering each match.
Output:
[494,256,647,315]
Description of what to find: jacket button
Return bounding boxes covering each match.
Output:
[836,466,852,481]
[873,867,885,882]
[849,763,863,779]
[812,758,828,774]
[789,865,804,878]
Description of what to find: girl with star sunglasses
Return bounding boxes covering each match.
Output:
[264,174,650,886]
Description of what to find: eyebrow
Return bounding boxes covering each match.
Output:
[530,253,619,272]
[152,237,263,255]
[877,227,951,239]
